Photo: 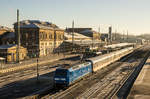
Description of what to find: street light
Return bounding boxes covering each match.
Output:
[37,57,39,83]
[34,46,40,83]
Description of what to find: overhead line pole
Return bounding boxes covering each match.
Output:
[98,26,100,39]
[17,9,20,63]
[115,30,117,41]
[127,30,128,42]
[72,20,74,51]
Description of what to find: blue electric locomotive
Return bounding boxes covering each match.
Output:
[54,62,92,86]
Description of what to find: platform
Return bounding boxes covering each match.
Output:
[128,57,150,99]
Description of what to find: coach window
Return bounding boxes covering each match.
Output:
[70,72,73,77]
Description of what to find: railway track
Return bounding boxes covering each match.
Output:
[110,51,150,99]
[48,46,149,99]
[0,65,55,85]
[0,55,80,84]
[87,60,139,99]
[0,56,81,99]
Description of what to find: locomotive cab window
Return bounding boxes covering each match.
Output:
[55,69,67,76]
[69,72,73,77]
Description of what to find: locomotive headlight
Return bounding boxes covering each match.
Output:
[54,78,59,80]
[60,78,66,81]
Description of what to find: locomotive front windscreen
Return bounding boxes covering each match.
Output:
[55,69,67,76]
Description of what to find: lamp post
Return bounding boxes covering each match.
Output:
[72,20,74,52]
[16,9,20,63]
[36,48,40,83]
[37,57,39,83]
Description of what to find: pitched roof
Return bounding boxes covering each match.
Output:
[0,44,16,49]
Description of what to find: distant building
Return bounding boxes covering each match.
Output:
[14,20,64,57]
[66,28,101,41]
[101,33,108,42]
[80,29,100,40]
[0,44,27,62]
[0,25,12,36]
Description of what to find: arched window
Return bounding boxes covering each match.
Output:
[49,34,52,39]
[26,33,28,39]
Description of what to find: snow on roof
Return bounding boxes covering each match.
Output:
[0,25,12,31]
[14,20,59,29]
[0,44,16,49]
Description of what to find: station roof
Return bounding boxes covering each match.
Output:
[64,40,101,46]
[64,32,91,39]
[104,43,133,49]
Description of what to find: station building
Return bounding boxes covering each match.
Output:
[14,20,64,57]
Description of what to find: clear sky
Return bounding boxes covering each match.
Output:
[0,0,150,35]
